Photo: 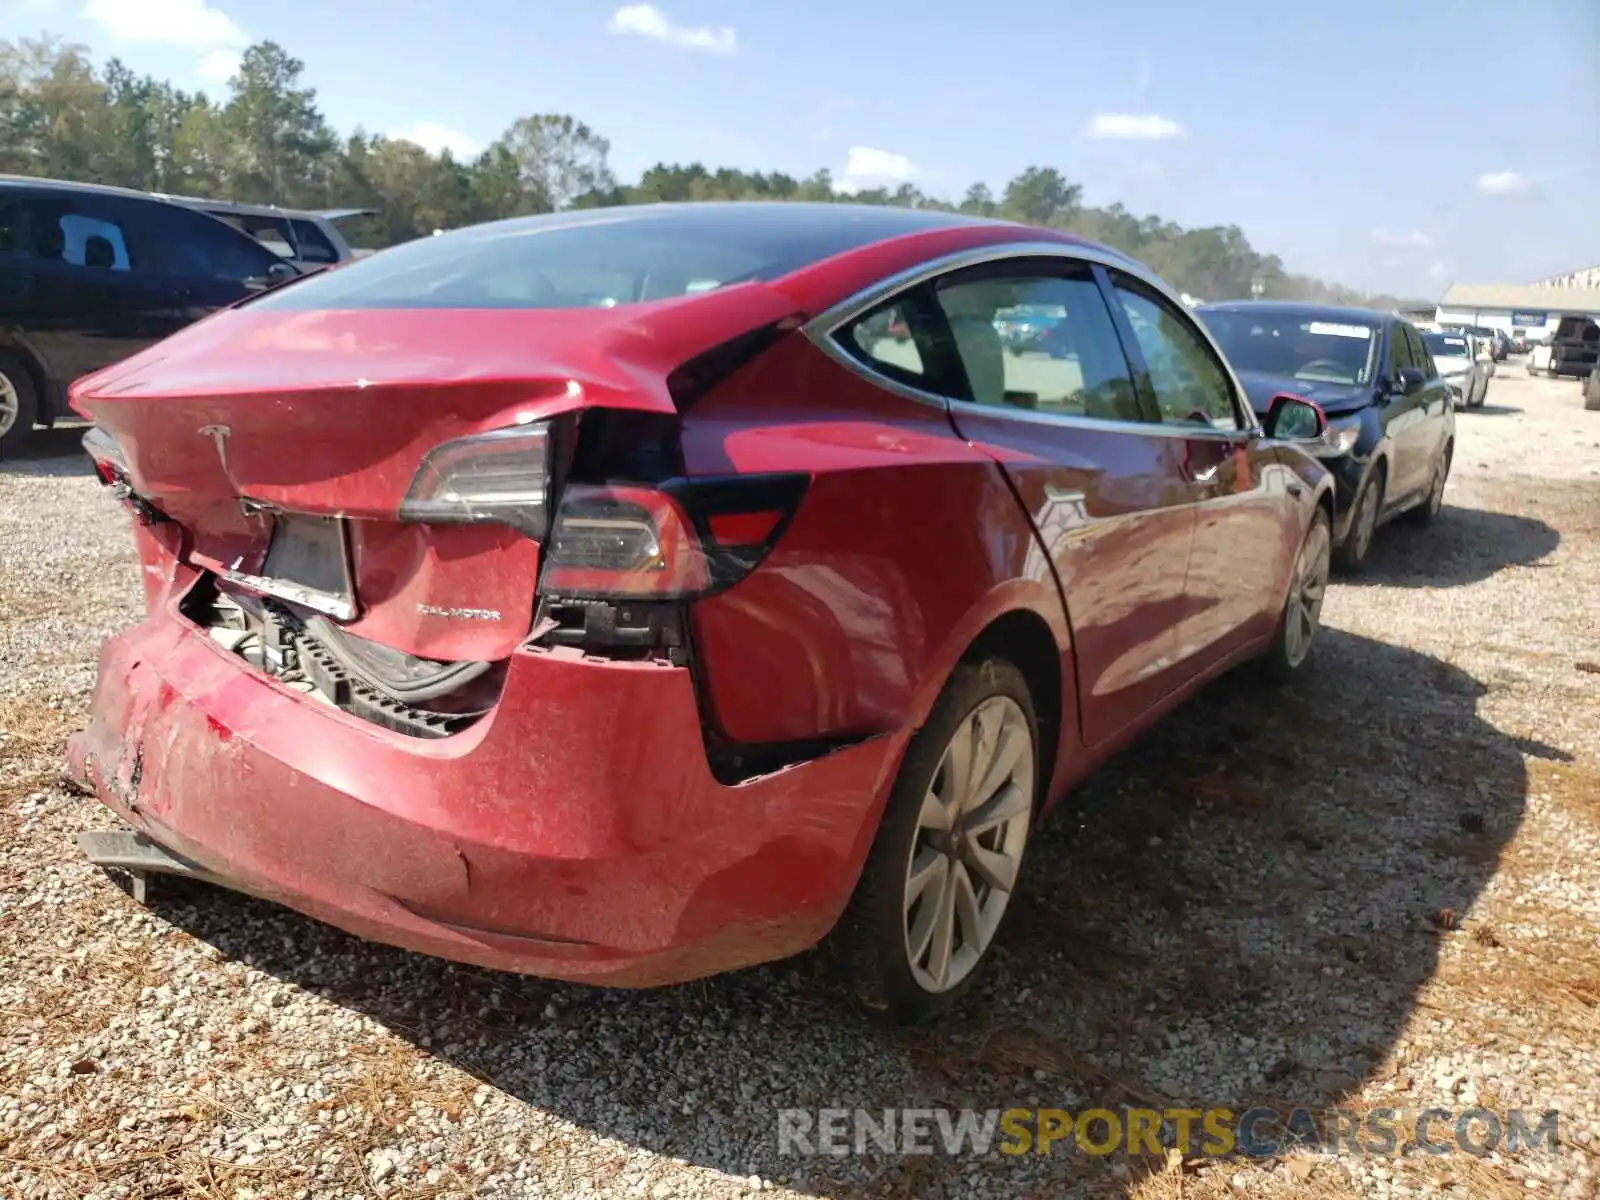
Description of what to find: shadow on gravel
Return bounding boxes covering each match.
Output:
[143,629,1527,1198]
[1465,403,1523,416]
[0,426,94,477]
[1350,503,1560,588]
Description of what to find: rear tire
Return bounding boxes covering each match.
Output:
[829,659,1038,1025]
[0,352,40,461]
[1333,464,1385,574]
[1262,509,1331,683]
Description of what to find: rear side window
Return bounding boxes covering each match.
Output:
[227,213,297,259]
[290,219,339,263]
[843,301,927,383]
[0,202,23,257]
[933,269,1146,421]
[20,198,139,272]
[248,204,982,312]
[147,205,284,282]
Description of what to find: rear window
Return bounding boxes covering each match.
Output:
[248,203,980,312]
[1422,332,1469,357]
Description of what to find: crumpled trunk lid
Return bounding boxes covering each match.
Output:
[71,286,801,661]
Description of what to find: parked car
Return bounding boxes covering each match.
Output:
[1196,301,1456,572]
[68,202,1337,1023]
[159,196,375,272]
[1419,330,1488,408]
[994,302,1066,353]
[1528,315,1600,379]
[0,175,300,458]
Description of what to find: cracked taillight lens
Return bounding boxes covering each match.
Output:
[539,473,809,600]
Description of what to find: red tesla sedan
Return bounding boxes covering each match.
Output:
[68,203,1335,1023]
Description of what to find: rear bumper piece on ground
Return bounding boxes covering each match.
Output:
[67,605,906,986]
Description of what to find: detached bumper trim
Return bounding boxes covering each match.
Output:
[78,829,215,879]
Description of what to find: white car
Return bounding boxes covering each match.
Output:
[1423,330,1487,408]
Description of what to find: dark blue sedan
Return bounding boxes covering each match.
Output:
[1195,301,1456,571]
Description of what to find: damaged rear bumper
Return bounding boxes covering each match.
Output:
[67,606,906,986]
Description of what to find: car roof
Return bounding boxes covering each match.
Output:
[1194,299,1400,324]
[154,195,360,222]
[0,173,182,203]
[464,200,1013,243]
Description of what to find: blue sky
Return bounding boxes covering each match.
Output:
[6,0,1598,298]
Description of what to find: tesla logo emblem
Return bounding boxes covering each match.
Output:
[198,425,233,477]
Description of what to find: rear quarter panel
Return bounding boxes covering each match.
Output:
[679,334,1076,757]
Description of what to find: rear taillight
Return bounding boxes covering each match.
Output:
[82,425,128,482]
[399,422,552,538]
[539,473,808,600]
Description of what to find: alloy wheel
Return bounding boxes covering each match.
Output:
[0,372,18,440]
[1350,481,1379,562]
[1283,518,1331,667]
[1426,455,1448,515]
[902,695,1034,994]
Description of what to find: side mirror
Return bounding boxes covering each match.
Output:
[1392,366,1426,395]
[266,261,300,284]
[1263,392,1327,441]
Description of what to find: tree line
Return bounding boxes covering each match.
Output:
[1,35,1409,308]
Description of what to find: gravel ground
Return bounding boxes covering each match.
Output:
[1,366,1597,1200]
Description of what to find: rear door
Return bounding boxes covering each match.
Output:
[15,191,172,385]
[1102,270,1290,670]
[910,257,1201,749]
[142,201,287,323]
[1403,322,1452,468]
[1385,322,1438,502]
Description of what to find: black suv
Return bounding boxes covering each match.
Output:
[0,176,300,458]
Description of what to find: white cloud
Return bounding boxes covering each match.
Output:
[195,48,241,84]
[606,5,736,53]
[1476,170,1531,195]
[391,121,478,158]
[837,145,916,193]
[1085,112,1185,140]
[1372,228,1433,249]
[81,0,247,49]
[1428,261,1448,279]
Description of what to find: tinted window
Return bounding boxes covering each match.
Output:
[0,201,22,257]
[149,205,284,282]
[290,219,339,263]
[20,197,139,272]
[1202,308,1379,386]
[842,300,926,382]
[1114,280,1243,430]
[248,204,985,312]
[1386,322,1418,376]
[1402,325,1434,376]
[932,269,1145,421]
[223,213,297,258]
[1421,331,1470,359]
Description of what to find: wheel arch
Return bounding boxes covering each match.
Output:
[956,608,1064,815]
[0,333,55,425]
[901,578,1076,814]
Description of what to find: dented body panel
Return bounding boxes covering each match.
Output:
[69,205,1330,986]
[67,579,909,983]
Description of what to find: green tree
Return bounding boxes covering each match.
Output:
[493,113,614,211]
[999,166,1083,226]
[0,25,1406,302]
[221,42,336,204]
